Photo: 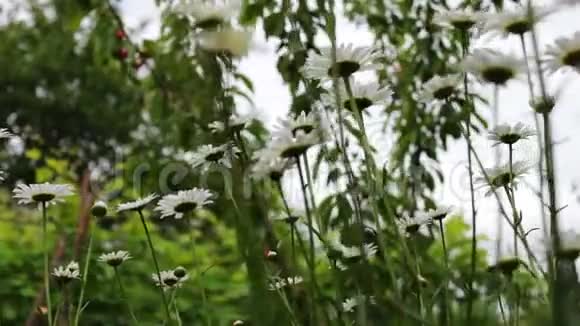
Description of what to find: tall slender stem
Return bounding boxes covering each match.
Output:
[439,219,452,326]
[296,155,318,325]
[137,210,172,323]
[412,241,425,324]
[114,267,139,325]
[492,85,503,262]
[74,227,94,326]
[461,30,478,324]
[42,201,53,326]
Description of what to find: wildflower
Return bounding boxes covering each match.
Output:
[251,156,292,181]
[462,49,525,85]
[13,183,74,205]
[545,31,580,74]
[199,28,253,57]
[0,128,13,139]
[99,250,132,267]
[269,276,303,290]
[265,250,278,259]
[271,129,324,158]
[304,44,380,80]
[117,194,158,213]
[419,74,462,102]
[489,255,522,275]
[488,123,535,145]
[481,5,554,37]
[275,111,320,136]
[91,200,108,217]
[397,214,432,237]
[174,0,240,29]
[434,8,482,30]
[476,161,530,196]
[184,143,239,171]
[426,205,455,221]
[530,95,556,113]
[322,79,392,112]
[155,188,214,219]
[152,270,187,289]
[209,114,254,133]
[342,296,360,312]
[52,261,80,284]
[173,266,189,280]
[233,320,245,326]
[558,231,580,260]
[341,243,378,263]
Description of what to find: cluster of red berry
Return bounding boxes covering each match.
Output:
[113,29,147,70]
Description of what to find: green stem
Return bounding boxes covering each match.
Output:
[492,85,503,263]
[42,201,53,326]
[302,153,320,230]
[498,295,508,326]
[114,267,139,325]
[296,155,318,326]
[461,30,478,324]
[137,210,172,323]
[412,241,425,324]
[74,228,94,326]
[439,219,452,326]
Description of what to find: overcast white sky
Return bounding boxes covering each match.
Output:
[115,0,580,257]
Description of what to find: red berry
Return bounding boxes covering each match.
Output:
[115,48,129,60]
[115,29,126,40]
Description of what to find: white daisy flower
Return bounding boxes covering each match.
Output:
[199,28,253,57]
[265,250,278,259]
[0,170,5,183]
[434,8,482,30]
[558,230,580,260]
[233,320,245,326]
[419,74,462,102]
[13,183,74,205]
[275,111,320,136]
[425,205,455,221]
[91,200,108,217]
[52,261,80,284]
[99,250,132,267]
[209,114,254,133]
[0,128,13,139]
[152,270,187,289]
[251,156,292,181]
[462,49,525,85]
[323,79,392,112]
[341,243,378,260]
[117,193,158,213]
[270,129,324,158]
[184,143,239,171]
[342,296,364,312]
[175,0,240,29]
[269,276,304,291]
[482,5,554,37]
[397,214,432,237]
[544,31,580,74]
[488,123,536,146]
[303,44,381,80]
[476,161,530,196]
[155,188,214,219]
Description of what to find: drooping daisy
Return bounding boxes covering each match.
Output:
[558,230,580,260]
[271,129,324,158]
[481,5,554,37]
[276,111,320,136]
[184,143,240,171]
[530,94,556,113]
[331,80,392,112]
[251,156,292,181]
[52,261,80,284]
[209,114,254,133]
[117,193,158,213]
[419,74,462,102]
[434,8,482,30]
[175,0,240,29]
[462,49,525,85]
[544,31,580,74]
[199,28,253,57]
[426,205,455,221]
[99,250,132,267]
[173,266,189,281]
[91,200,108,217]
[303,44,380,80]
[152,270,187,289]
[397,214,432,237]
[488,123,535,146]
[13,183,74,205]
[476,161,530,196]
[0,128,13,139]
[155,188,214,219]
